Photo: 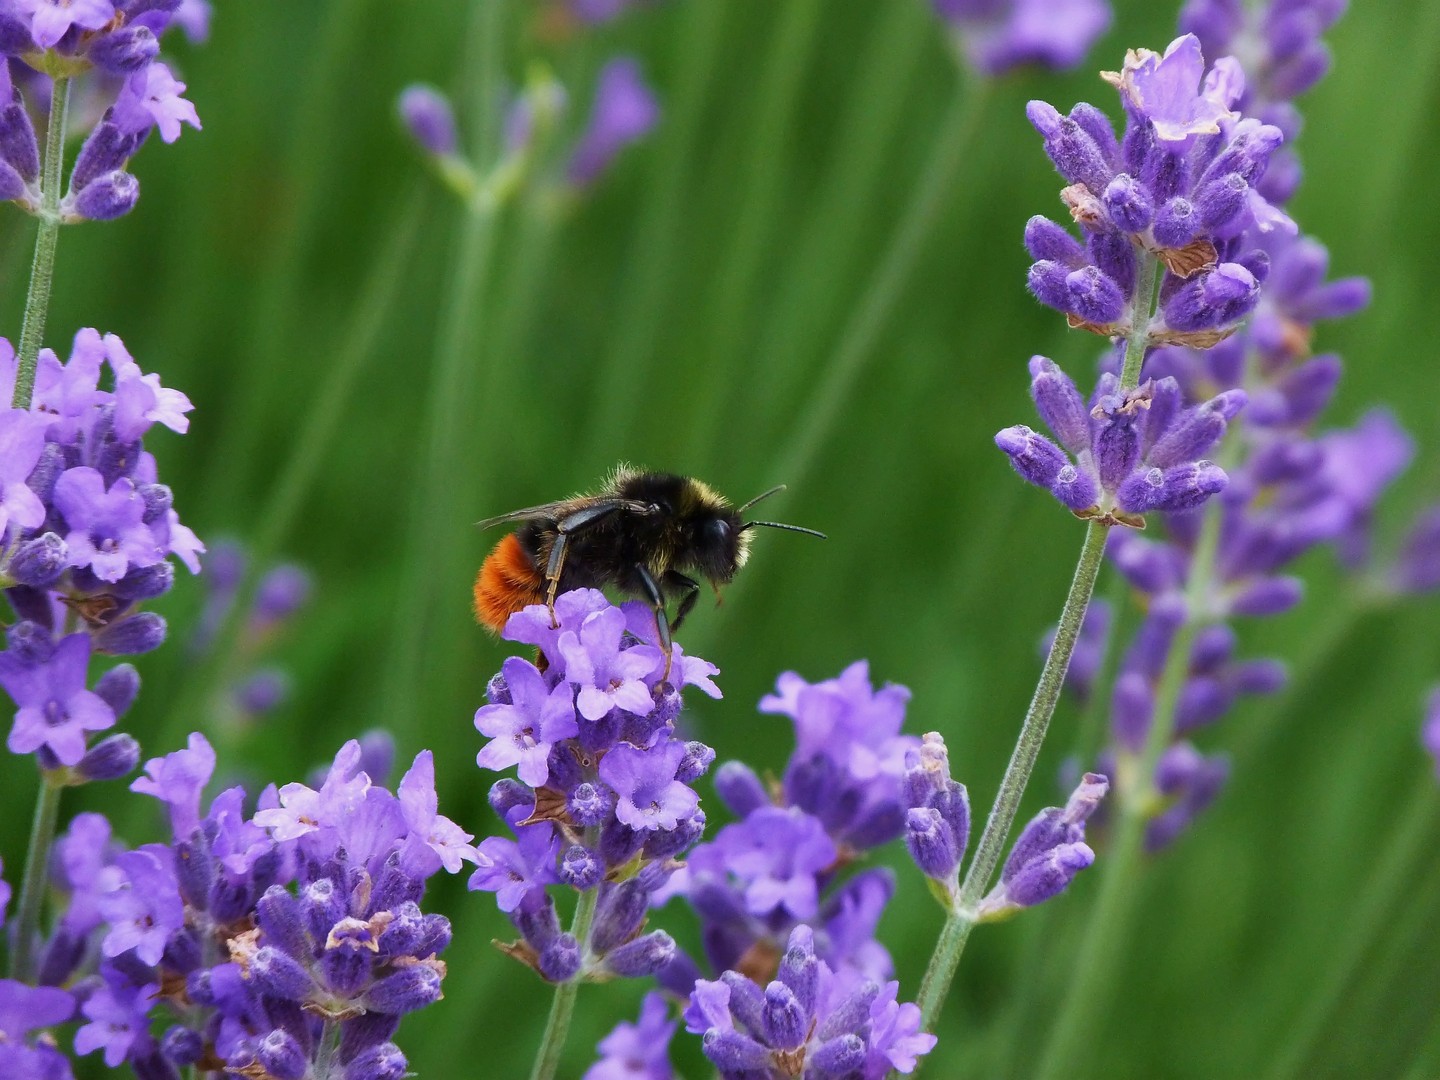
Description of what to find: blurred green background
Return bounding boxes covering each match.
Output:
[5,0,1440,1075]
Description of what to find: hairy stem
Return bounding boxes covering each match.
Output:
[11,76,70,409]
[913,519,1110,1039]
[8,773,64,981]
[528,886,600,1080]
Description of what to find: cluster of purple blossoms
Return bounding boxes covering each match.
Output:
[581,663,1104,1077]
[902,731,1106,915]
[0,329,200,776]
[470,589,719,986]
[998,356,1242,525]
[192,539,313,723]
[26,733,477,1077]
[399,55,658,204]
[1024,11,1425,849]
[683,926,935,1080]
[1179,0,1345,204]
[1025,34,1292,347]
[931,0,1112,77]
[0,0,202,221]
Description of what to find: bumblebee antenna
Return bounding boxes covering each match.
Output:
[741,520,827,539]
[737,484,787,514]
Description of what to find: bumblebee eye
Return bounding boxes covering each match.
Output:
[704,518,731,547]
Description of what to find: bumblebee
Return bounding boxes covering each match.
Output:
[473,467,824,653]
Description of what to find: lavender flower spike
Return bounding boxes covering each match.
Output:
[997,359,1239,525]
[902,733,971,896]
[977,773,1108,920]
[684,925,935,1078]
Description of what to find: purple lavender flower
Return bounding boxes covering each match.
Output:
[706,805,837,921]
[20,0,115,49]
[112,62,201,144]
[684,926,935,1079]
[1144,742,1230,850]
[978,773,1107,918]
[0,980,75,1078]
[761,661,917,850]
[998,357,1239,524]
[74,966,158,1067]
[130,730,216,838]
[599,740,700,832]
[932,0,1112,77]
[475,655,580,786]
[585,991,676,1080]
[397,749,481,876]
[97,845,184,964]
[470,810,562,913]
[471,590,718,989]
[0,409,46,535]
[1025,35,1292,346]
[566,57,659,187]
[902,733,971,891]
[398,84,459,157]
[0,632,115,765]
[1390,506,1440,596]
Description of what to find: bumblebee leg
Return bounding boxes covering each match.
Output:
[665,572,701,635]
[633,563,673,678]
[543,503,625,624]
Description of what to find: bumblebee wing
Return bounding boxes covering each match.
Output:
[476,498,652,531]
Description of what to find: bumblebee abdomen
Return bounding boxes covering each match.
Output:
[473,532,546,634]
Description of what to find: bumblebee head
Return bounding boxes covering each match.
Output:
[696,511,749,586]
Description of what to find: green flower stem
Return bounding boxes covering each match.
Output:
[528,885,601,1080]
[1267,779,1440,1079]
[311,1018,344,1080]
[7,772,64,982]
[11,76,71,410]
[772,75,989,491]
[1118,251,1161,390]
[913,518,1110,1038]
